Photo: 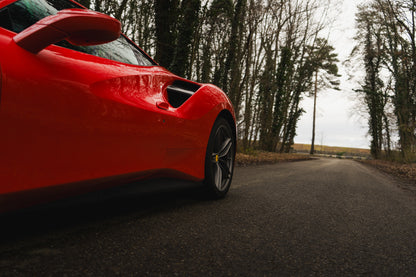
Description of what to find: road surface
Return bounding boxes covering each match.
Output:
[1,158,416,275]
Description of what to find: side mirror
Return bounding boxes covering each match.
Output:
[13,9,121,54]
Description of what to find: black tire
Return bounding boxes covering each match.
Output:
[204,117,235,198]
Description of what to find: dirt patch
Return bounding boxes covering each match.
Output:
[236,151,313,167]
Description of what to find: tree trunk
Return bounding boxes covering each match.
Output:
[114,0,130,21]
[154,0,179,68]
[310,70,318,154]
[170,0,201,76]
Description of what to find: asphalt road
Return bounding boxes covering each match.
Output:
[1,158,416,276]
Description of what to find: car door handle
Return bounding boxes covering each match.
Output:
[156,101,169,110]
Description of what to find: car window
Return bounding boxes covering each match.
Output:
[1,0,79,33]
[0,8,12,30]
[0,0,155,66]
[56,36,154,66]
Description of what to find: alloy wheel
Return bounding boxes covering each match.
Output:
[210,125,234,191]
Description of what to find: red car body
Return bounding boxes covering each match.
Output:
[0,0,236,212]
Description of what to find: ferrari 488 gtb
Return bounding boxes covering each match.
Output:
[0,0,236,212]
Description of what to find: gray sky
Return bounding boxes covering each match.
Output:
[294,0,370,149]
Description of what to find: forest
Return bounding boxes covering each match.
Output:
[76,0,416,161]
[352,0,416,161]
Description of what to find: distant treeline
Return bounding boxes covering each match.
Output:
[352,0,416,161]
[77,0,339,153]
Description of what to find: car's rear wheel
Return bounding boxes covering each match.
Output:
[204,117,235,198]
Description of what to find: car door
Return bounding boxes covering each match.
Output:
[0,0,173,195]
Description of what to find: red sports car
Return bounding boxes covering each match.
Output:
[0,0,236,213]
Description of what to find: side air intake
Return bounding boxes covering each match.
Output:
[167,80,201,108]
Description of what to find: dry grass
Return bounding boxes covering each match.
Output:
[236,151,312,167]
[361,159,416,184]
[293,143,371,157]
[235,143,370,167]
